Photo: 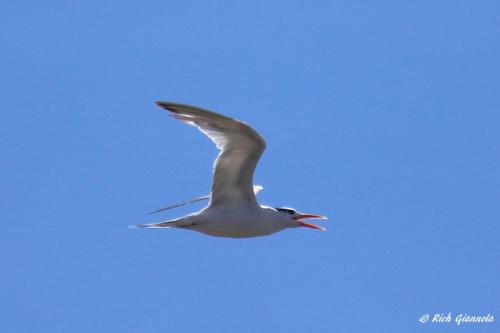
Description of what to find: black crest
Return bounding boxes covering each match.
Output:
[275,207,296,215]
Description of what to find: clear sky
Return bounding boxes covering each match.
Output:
[1,1,499,332]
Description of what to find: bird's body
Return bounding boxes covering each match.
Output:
[133,101,326,238]
[143,203,299,238]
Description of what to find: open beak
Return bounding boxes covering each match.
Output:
[293,214,327,231]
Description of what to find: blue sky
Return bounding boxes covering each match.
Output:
[1,1,499,332]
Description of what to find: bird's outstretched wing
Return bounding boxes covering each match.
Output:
[147,194,210,215]
[156,102,266,207]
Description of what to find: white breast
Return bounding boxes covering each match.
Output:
[191,205,286,238]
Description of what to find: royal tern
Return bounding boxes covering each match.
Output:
[132,101,327,238]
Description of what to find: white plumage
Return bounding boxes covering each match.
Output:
[132,101,326,238]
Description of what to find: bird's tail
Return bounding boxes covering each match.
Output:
[129,217,191,229]
[129,215,194,229]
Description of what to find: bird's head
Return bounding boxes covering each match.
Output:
[275,207,327,231]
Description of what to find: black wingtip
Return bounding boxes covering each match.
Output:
[156,101,182,114]
[156,101,169,108]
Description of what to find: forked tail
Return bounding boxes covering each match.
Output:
[129,218,187,229]
[129,217,192,229]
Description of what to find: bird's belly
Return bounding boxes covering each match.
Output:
[195,218,279,239]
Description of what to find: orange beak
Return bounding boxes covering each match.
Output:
[293,214,327,231]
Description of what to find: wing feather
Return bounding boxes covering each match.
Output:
[156,101,266,207]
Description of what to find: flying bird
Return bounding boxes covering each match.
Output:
[132,102,327,238]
